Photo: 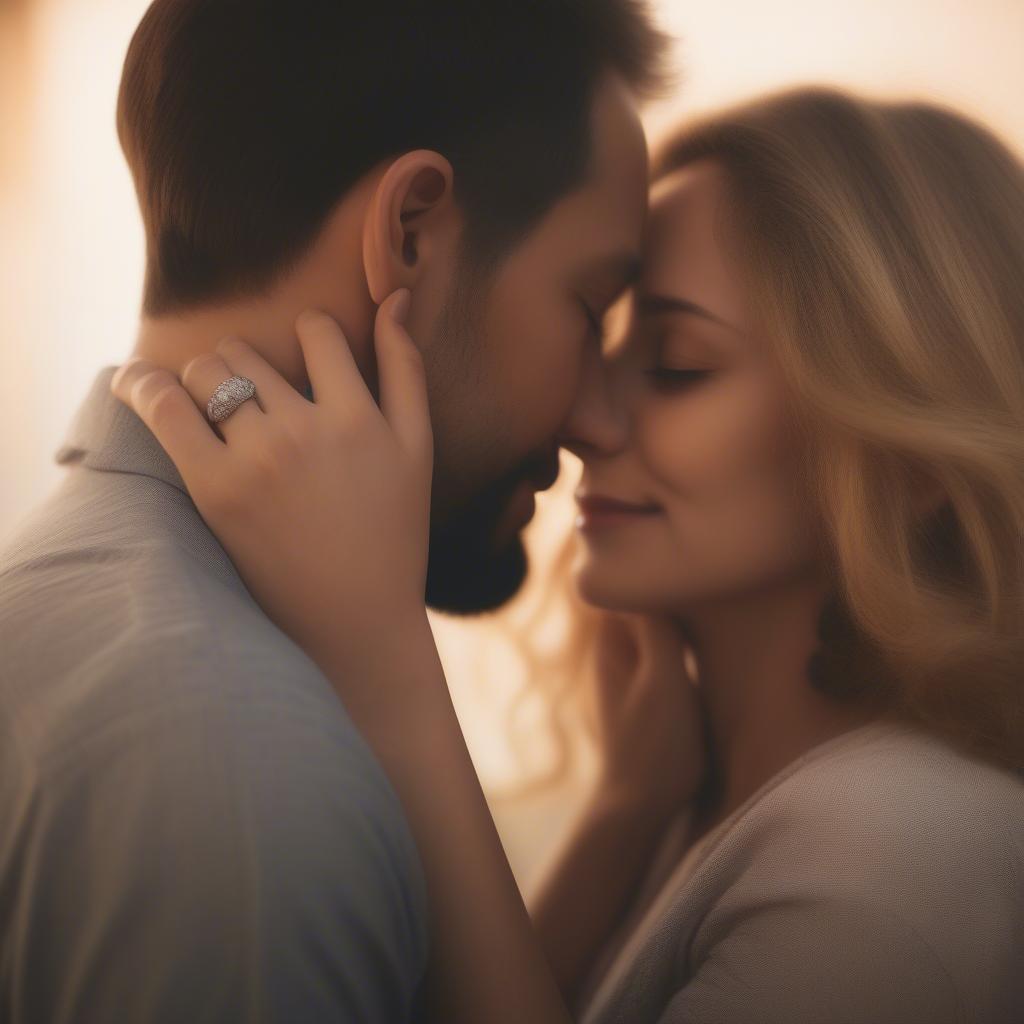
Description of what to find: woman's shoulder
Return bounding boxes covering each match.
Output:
[709,716,1024,910]
[787,717,1023,835]
[681,719,1023,1017]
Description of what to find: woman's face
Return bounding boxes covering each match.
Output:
[574,158,825,614]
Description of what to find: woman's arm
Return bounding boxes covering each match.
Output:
[527,615,707,1006]
[311,615,705,1022]
[528,786,679,1007]
[309,611,572,1024]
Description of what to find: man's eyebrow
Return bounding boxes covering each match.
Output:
[635,292,739,332]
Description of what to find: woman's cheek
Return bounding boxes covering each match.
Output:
[633,379,807,571]
[632,390,718,496]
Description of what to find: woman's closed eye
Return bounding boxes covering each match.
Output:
[645,366,713,391]
[581,300,605,342]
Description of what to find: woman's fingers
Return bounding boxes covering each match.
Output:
[634,615,697,686]
[635,615,686,663]
[214,335,308,414]
[111,299,430,486]
[294,309,376,417]
[110,360,225,490]
[180,350,264,441]
[374,289,433,465]
[595,613,640,695]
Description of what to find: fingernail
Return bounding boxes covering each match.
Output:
[296,308,324,331]
[110,359,139,394]
[391,289,412,324]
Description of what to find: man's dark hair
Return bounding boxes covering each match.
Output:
[117,0,671,316]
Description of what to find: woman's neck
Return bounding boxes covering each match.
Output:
[678,576,879,837]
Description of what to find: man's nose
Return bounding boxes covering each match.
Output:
[557,344,629,461]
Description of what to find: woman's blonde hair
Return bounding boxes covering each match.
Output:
[503,86,1024,788]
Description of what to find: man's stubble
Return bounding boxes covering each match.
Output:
[421,259,534,616]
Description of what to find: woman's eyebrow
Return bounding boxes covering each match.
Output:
[636,292,739,333]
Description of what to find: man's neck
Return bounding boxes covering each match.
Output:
[133,302,307,394]
[131,273,378,401]
[129,176,380,393]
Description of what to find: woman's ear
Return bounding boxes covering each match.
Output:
[362,150,455,305]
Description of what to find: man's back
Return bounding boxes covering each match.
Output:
[0,367,429,1023]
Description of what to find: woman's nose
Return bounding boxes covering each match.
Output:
[557,343,630,461]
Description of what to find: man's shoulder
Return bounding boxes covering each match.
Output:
[0,497,432,1011]
[0,467,391,804]
[1,462,247,613]
[0,632,431,1024]
[2,553,380,790]
[1,607,428,896]
[0,464,313,694]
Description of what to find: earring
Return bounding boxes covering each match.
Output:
[807,593,868,700]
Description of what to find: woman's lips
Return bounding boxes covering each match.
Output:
[575,493,662,531]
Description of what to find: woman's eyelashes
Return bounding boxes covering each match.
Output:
[632,321,719,392]
[644,366,713,391]
[581,300,605,341]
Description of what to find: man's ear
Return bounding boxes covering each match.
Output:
[362,150,455,305]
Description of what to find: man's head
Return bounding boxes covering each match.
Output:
[118,0,669,614]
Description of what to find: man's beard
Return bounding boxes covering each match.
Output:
[420,251,556,615]
[424,461,532,615]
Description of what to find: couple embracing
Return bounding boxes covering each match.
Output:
[1,1,1022,1022]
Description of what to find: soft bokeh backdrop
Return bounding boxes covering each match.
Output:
[3,0,1023,890]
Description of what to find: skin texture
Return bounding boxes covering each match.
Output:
[572,160,877,837]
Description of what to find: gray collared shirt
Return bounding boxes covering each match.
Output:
[0,366,430,1023]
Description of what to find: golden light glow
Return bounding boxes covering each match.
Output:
[2,0,1022,889]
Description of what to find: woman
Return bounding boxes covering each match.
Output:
[111,87,1024,1022]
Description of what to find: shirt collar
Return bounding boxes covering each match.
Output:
[55,365,189,496]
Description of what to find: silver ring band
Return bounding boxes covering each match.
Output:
[207,375,257,424]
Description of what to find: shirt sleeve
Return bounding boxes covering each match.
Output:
[654,894,960,1024]
[7,667,430,1024]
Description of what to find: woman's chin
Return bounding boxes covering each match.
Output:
[573,561,663,614]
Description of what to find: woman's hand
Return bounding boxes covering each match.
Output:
[528,614,706,1005]
[588,613,707,818]
[110,290,432,668]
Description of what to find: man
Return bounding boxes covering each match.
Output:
[0,1,667,1020]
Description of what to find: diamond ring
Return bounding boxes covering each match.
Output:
[206,375,257,424]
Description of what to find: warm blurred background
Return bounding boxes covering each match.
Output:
[2,0,1023,891]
